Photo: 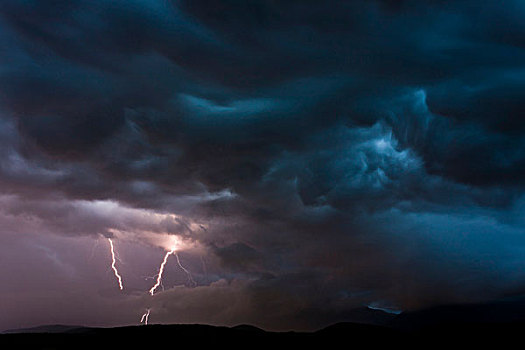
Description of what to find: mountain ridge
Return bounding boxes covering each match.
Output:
[2,300,524,348]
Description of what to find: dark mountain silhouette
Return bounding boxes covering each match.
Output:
[338,306,400,326]
[2,325,86,334]
[2,299,524,349]
[393,298,525,330]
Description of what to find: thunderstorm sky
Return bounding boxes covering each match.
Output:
[1,0,525,331]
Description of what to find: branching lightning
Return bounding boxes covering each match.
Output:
[149,248,175,295]
[175,252,196,287]
[140,309,151,325]
[108,238,124,290]
[149,247,196,295]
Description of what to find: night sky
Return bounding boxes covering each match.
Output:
[1,0,525,331]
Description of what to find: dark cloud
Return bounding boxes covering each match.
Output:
[0,0,524,331]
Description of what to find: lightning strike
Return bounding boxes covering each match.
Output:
[140,309,151,325]
[175,252,196,287]
[108,238,124,290]
[149,248,175,295]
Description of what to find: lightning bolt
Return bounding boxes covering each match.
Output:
[140,309,151,325]
[149,248,175,295]
[108,238,124,290]
[175,252,196,287]
[149,247,197,295]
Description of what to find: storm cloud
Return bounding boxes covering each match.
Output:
[0,0,524,331]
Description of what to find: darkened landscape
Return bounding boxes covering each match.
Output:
[3,299,525,348]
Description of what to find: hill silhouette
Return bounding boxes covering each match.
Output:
[2,300,524,349]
